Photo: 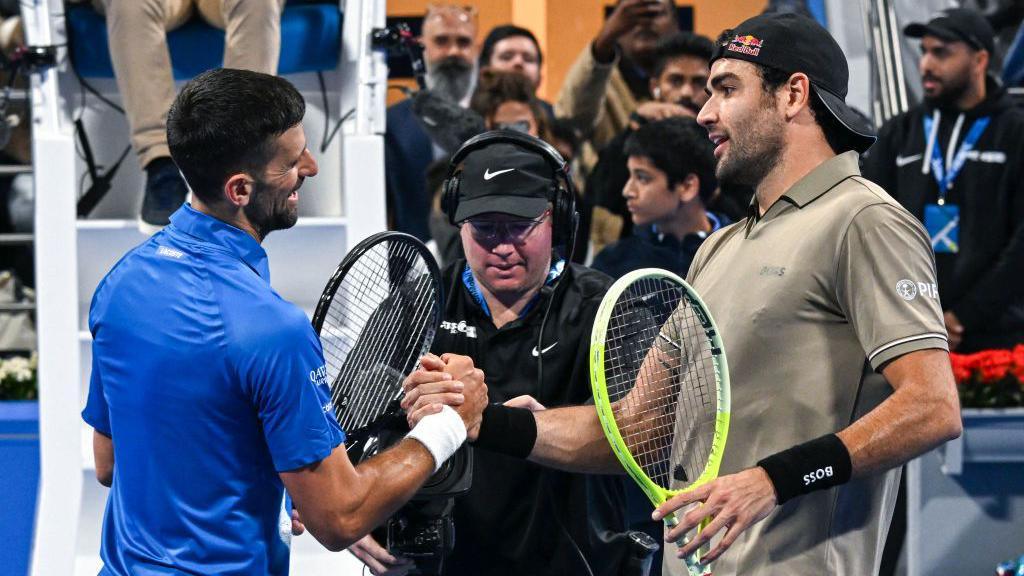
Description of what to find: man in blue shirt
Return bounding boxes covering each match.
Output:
[82,68,486,576]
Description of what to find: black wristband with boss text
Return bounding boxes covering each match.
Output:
[472,403,537,459]
[757,433,853,505]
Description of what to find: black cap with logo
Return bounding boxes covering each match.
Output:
[710,12,876,153]
[453,142,554,222]
[904,8,995,55]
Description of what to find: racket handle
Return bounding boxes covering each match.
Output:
[663,515,712,576]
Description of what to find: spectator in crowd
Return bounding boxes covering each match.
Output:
[478,24,554,117]
[592,117,724,280]
[863,7,1024,352]
[85,0,284,231]
[470,70,549,137]
[385,4,478,241]
[586,31,713,251]
[556,0,679,176]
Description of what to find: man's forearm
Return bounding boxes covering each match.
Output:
[527,405,621,474]
[285,439,435,552]
[341,439,437,537]
[836,349,962,477]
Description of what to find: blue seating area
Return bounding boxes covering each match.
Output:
[67,2,342,79]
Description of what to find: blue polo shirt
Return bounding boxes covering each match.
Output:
[82,204,345,576]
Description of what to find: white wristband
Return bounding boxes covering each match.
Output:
[406,405,467,473]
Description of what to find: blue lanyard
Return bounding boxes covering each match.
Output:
[462,259,564,319]
[923,115,990,204]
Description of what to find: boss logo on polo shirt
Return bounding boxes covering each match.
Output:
[896,279,939,301]
[441,320,477,339]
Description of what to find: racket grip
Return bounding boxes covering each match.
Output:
[663,516,712,576]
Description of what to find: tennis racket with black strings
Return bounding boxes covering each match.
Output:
[590,268,731,576]
[311,231,443,462]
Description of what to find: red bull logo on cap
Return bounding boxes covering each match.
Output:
[727,34,763,56]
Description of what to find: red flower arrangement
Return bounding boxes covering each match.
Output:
[949,344,1024,408]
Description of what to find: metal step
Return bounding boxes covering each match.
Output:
[0,165,33,176]
[0,302,35,312]
[0,233,32,245]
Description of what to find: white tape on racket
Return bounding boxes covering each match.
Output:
[406,405,466,472]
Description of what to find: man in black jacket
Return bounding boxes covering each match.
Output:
[350,133,631,575]
[863,8,1024,352]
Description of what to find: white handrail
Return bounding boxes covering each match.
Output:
[22,1,84,574]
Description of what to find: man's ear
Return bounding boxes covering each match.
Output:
[223,173,253,207]
[974,49,990,77]
[674,173,701,203]
[783,72,812,121]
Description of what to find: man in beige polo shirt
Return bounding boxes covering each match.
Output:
[402,12,963,576]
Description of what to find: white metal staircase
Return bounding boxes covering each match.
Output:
[21,0,390,574]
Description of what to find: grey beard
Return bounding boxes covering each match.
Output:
[426,60,475,104]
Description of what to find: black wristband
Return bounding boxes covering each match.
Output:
[472,403,537,459]
[756,433,852,505]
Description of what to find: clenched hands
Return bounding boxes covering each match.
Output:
[401,353,488,439]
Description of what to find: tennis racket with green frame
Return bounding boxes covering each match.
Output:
[590,268,731,575]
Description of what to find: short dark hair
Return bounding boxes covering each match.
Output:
[469,70,549,135]
[624,117,717,202]
[479,25,542,68]
[167,68,305,204]
[652,31,714,78]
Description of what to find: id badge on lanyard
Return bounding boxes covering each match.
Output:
[921,115,989,254]
[922,115,989,204]
[924,203,959,253]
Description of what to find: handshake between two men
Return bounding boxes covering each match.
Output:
[401,353,546,434]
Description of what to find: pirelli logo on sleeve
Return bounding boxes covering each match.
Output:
[895,279,938,302]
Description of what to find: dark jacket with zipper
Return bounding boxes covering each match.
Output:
[862,77,1024,351]
[431,260,631,576]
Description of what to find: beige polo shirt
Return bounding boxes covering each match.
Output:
[666,151,947,576]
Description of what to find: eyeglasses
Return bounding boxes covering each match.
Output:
[463,211,549,244]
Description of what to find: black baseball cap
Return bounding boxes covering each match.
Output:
[904,8,995,55]
[453,140,554,222]
[710,12,876,153]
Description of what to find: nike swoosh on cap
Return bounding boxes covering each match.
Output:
[895,154,922,168]
[484,168,515,180]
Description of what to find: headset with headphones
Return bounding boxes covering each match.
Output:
[440,129,579,247]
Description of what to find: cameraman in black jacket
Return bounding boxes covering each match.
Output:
[349,131,631,575]
[863,8,1024,352]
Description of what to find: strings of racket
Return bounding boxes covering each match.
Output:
[318,239,439,433]
[603,276,719,491]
